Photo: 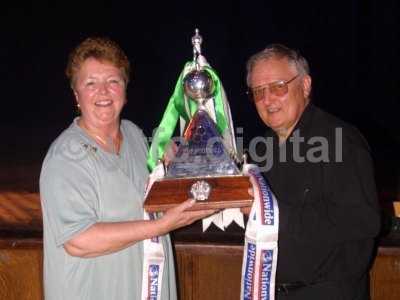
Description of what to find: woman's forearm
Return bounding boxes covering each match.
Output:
[64,219,166,258]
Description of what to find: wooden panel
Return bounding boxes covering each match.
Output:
[393,202,400,217]
[0,191,399,299]
[0,192,42,233]
[370,248,400,300]
[0,241,398,300]
[195,251,242,299]
[175,244,243,300]
[0,248,43,300]
[175,244,400,300]
[176,246,194,300]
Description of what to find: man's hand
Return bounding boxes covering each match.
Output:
[241,184,254,215]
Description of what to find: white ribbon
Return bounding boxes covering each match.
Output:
[241,164,279,300]
[142,165,166,300]
[141,212,165,300]
[202,208,245,231]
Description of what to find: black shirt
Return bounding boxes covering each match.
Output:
[255,104,381,299]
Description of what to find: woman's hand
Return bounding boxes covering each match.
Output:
[158,199,217,234]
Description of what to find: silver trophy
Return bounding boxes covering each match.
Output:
[144,29,251,211]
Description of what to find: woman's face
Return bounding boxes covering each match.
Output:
[73,58,126,129]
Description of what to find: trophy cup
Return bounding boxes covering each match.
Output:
[144,29,252,212]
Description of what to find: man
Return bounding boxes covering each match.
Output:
[245,44,381,299]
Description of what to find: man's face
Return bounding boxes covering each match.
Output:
[248,57,311,138]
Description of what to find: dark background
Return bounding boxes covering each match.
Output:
[0,1,399,199]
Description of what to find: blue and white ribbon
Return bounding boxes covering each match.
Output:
[241,164,279,300]
[141,210,165,300]
[142,166,166,300]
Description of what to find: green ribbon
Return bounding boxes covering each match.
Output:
[147,62,228,171]
[205,66,228,134]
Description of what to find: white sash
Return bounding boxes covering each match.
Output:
[241,164,279,300]
[142,165,166,300]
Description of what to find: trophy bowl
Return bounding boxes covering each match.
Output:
[183,69,215,102]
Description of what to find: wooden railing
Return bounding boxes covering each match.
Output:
[0,192,399,300]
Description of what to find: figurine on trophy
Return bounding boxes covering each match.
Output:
[144,29,252,231]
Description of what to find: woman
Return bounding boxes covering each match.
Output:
[40,37,215,300]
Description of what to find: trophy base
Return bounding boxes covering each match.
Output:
[144,175,252,212]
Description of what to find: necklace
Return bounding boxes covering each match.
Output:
[79,121,123,155]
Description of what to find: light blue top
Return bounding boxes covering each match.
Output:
[40,119,177,300]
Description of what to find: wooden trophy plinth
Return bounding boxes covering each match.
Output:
[144,175,253,212]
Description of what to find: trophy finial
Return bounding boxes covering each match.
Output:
[192,28,203,64]
[183,28,214,108]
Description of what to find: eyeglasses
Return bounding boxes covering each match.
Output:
[247,74,299,102]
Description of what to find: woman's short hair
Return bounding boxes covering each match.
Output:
[66,37,130,87]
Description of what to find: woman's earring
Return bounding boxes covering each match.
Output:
[75,103,81,115]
